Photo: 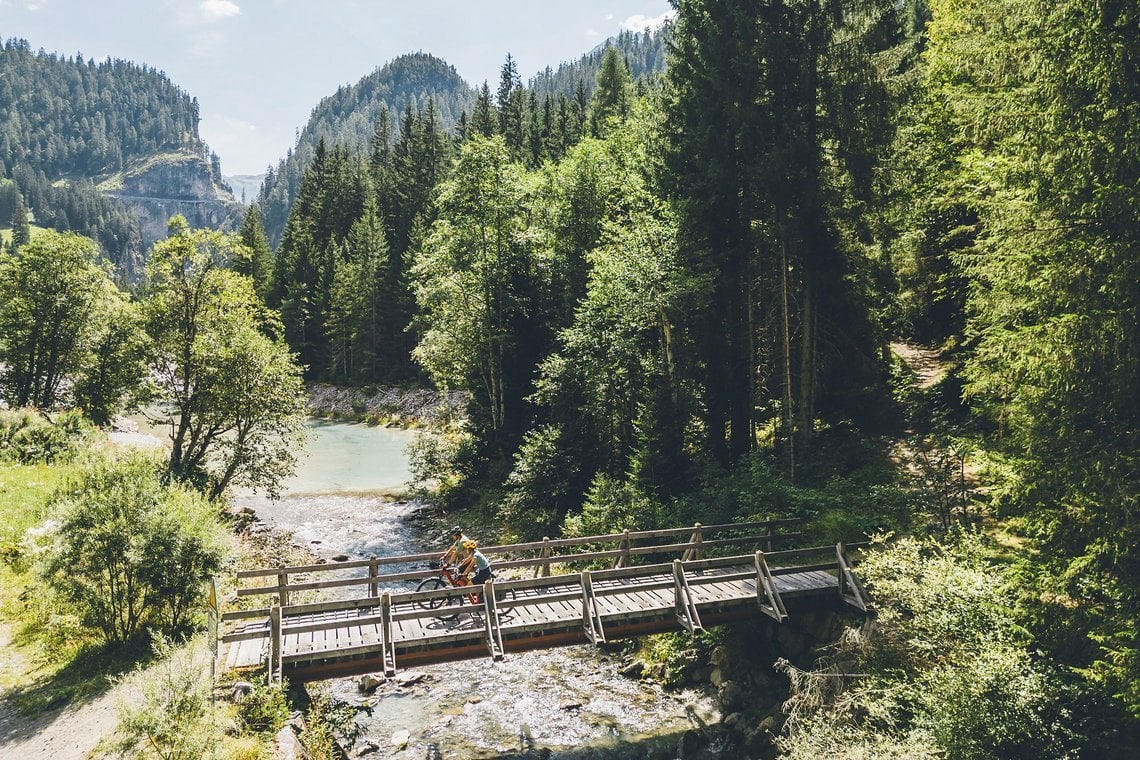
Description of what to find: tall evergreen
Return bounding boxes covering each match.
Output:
[589,47,634,136]
[471,82,497,138]
[664,0,899,473]
[235,203,273,300]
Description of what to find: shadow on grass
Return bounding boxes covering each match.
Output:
[2,633,155,715]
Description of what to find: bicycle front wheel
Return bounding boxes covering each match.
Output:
[415,577,449,611]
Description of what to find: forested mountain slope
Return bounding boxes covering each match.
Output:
[529,26,669,98]
[0,38,239,275]
[256,53,475,246]
[256,28,671,246]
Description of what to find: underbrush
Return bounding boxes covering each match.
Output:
[777,532,1137,759]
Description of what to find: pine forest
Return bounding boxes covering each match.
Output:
[0,1,1137,758]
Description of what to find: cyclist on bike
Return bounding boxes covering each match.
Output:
[457,539,493,586]
[441,525,469,566]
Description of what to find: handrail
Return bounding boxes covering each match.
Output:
[218,549,868,665]
[233,519,807,601]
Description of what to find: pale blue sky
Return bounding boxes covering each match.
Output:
[0,0,674,174]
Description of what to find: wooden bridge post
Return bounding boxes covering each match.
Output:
[836,542,870,612]
[538,537,552,578]
[580,571,606,644]
[766,522,774,553]
[368,555,379,598]
[753,550,788,622]
[269,605,282,684]
[672,560,703,633]
[615,530,631,568]
[276,566,289,607]
[682,523,704,561]
[379,591,396,676]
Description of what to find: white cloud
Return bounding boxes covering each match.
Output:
[201,0,241,21]
[621,10,676,32]
[25,0,49,11]
[585,28,599,38]
[605,13,613,20]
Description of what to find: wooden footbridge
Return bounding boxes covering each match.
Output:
[220,520,870,682]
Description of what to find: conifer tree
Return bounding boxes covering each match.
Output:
[472,82,497,137]
[236,203,273,300]
[589,47,634,136]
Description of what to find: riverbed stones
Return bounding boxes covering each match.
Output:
[230,680,254,703]
[619,659,645,679]
[332,553,350,562]
[390,729,410,750]
[396,670,428,686]
[717,679,746,712]
[358,673,385,692]
[352,740,380,756]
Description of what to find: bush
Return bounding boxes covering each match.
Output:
[39,453,231,643]
[779,533,1087,759]
[0,408,89,464]
[236,678,290,734]
[104,635,215,759]
[562,473,671,537]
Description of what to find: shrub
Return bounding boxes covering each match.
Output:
[779,533,1086,759]
[0,408,88,464]
[105,635,215,759]
[236,678,290,734]
[39,453,231,643]
[562,474,670,537]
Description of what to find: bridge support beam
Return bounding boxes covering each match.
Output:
[754,551,788,622]
[269,605,283,684]
[483,581,505,661]
[379,592,396,676]
[673,560,703,633]
[580,571,606,644]
[836,543,870,612]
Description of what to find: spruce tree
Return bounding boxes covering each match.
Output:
[588,47,634,136]
[236,203,273,300]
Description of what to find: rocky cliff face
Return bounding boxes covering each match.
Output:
[105,152,244,254]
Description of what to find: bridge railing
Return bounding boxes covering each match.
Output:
[223,542,871,680]
[225,519,803,617]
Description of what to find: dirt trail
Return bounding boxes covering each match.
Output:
[0,624,124,760]
[890,341,946,389]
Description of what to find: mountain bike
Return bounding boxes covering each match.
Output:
[415,561,514,620]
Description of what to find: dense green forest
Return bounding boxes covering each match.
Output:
[0,0,1136,756]
[256,29,672,247]
[0,37,227,270]
[529,26,670,98]
[256,53,476,246]
[259,0,1138,754]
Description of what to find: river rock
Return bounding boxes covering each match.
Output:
[274,725,303,760]
[677,729,706,758]
[619,660,645,679]
[353,740,380,757]
[390,729,410,750]
[559,698,585,711]
[231,680,254,703]
[332,553,350,562]
[709,667,724,687]
[396,671,428,686]
[358,673,385,692]
[717,679,746,712]
[723,711,742,727]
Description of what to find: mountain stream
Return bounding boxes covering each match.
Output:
[233,420,724,759]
